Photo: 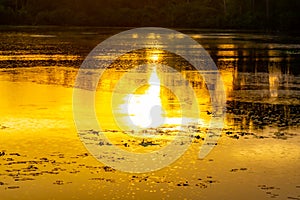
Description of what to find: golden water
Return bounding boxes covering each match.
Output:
[0,29,299,199]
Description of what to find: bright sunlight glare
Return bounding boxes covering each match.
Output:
[127,67,164,128]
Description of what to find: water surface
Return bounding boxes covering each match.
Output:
[0,27,299,200]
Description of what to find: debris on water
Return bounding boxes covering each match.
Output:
[230,168,247,172]
[87,129,100,135]
[98,140,113,146]
[53,180,64,185]
[90,177,115,182]
[139,139,158,147]
[0,125,8,129]
[104,129,118,133]
[226,131,233,135]
[254,135,268,139]
[0,151,5,156]
[103,166,115,172]
[227,101,300,130]
[287,197,300,200]
[99,141,105,146]
[183,182,189,186]
[230,135,239,139]
[14,178,35,182]
[258,184,281,198]
[69,169,80,174]
[77,153,89,157]
[206,142,217,146]
[58,154,64,158]
[205,180,216,184]
[177,181,189,186]
[195,135,201,139]
[195,182,207,188]
[9,153,21,156]
[7,186,20,189]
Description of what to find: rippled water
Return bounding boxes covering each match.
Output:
[0,27,299,200]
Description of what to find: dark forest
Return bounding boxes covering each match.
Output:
[0,0,299,31]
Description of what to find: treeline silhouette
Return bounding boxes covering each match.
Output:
[0,0,299,31]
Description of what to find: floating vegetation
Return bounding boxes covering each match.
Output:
[230,168,248,172]
[7,186,20,190]
[258,185,281,199]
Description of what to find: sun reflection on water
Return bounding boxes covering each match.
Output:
[126,66,164,128]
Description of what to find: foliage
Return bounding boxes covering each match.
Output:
[0,0,299,31]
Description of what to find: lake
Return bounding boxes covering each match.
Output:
[0,26,299,200]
